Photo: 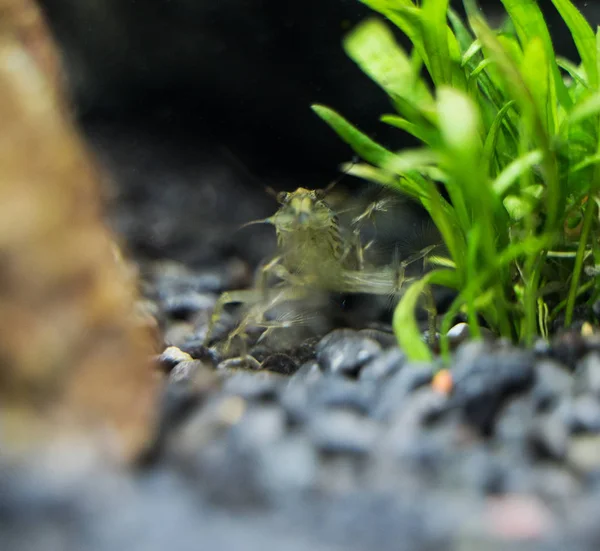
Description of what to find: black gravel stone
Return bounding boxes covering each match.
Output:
[371,363,435,420]
[549,330,595,370]
[260,353,298,375]
[569,395,600,433]
[222,372,283,402]
[162,292,216,320]
[307,410,381,455]
[495,396,536,454]
[316,329,382,377]
[449,343,535,435]
[280,362,323,425]
[528,410,570,462]
[359,347,406,382]
[158,346,193,372]
[310,376,378,415]
[178,339,217,363]
[357,328,398,349]
[575,352,600,397]
[532,360,574,412]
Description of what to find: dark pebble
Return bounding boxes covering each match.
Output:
[162,292,216,320]
[371,362,435,420]
[307,410,380,455]
[158,346,193,372]
[357,328,398,349]
[575,352,600,397]
[222,372,283,402]
[359,347,406,382]
[495,396,536,455]
[280,362,323,425]
[449,343,535,434]
[458,446,508,495]
[254,435,318,497]
[382,389,451,464]
[311,376,378,415]
[569,395,600,433]
[532,359,574,412]
[260,353,298,375]
[163,322,195,347]
[550,329,594,370]
[230,405,286,448]
[528,411,569,461]
[179,339,218,363]
[316,329,382,377]
[169,359,211,386]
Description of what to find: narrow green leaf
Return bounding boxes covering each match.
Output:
[521,37,554,135]
[393,269,457,361]
[493,150,544,196]
[569,93,600,124]
[557,57,590,89]
[462,40,482,67]
[482,101,516,175]
[571,152,600,174]
[550,0,597,89]
[380,114,434,144]
[383,148,440,174]
[437,87,480,157]
[311,105,397,167]
[500,0,572,110]
[359,0,430,71]
[421,0,451,85]
[341,162,398,188]
[344,18,434,109]
[448,7,474,53]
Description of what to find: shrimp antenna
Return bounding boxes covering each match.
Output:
[319,156,360,198]
[237,217,272,231]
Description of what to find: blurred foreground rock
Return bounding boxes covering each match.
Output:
[0,0,159,462]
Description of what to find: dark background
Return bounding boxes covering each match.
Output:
[36,0,600,266]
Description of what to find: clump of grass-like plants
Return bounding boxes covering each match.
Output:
[313,0,600,361]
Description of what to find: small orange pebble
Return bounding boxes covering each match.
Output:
[431,369,453,395]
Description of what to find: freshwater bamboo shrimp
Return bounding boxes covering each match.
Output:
[204,183,437,360]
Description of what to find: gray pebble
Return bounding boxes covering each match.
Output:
[222,372,283,402]
[169,359,209,385]
[357,328,398,348]
[569,395,600,433]
[567,435,600,474]
[575,352,600,397]
[532,359,574,412]
[316,329,382,376]
[255,435,318,496]
[158,346,193,371]
[231,405,287,449]
[308,410,381,455]
[359,347,406,382]
[162,291,216,320]
[495,396,536,453]
[371,362,435,420]
[529,412,569,461]
[164,322,195,347]
[280,362,323,425]
[450,345,535,434]
[311,376,378,415]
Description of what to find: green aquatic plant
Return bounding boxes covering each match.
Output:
[313,0,600,361]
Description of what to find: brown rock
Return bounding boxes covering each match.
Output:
[0,0,160,462]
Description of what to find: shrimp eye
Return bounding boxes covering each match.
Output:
[277,191,289,204]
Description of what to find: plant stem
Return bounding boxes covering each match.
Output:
[523,252,544,346]
[565,198,597,327]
